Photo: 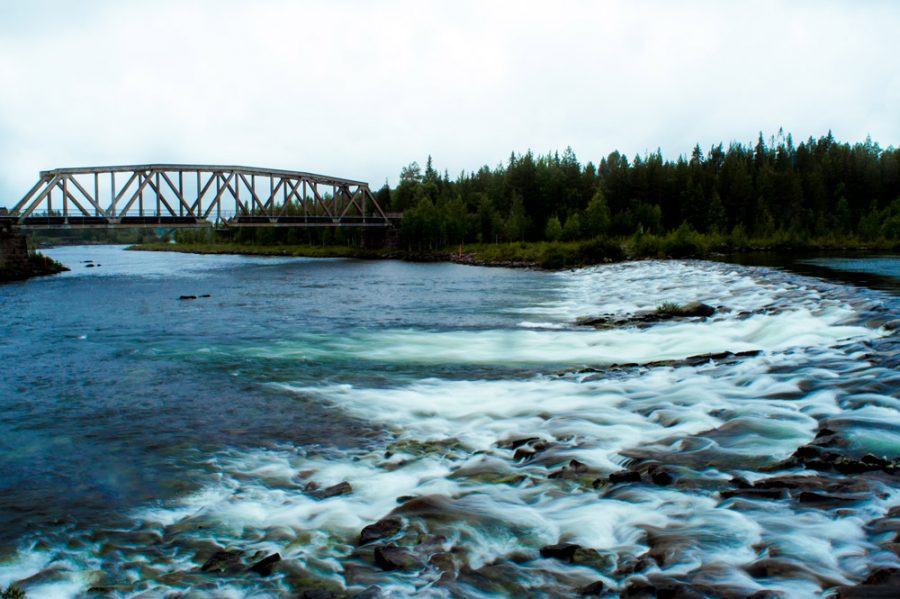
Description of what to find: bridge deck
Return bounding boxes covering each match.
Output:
[4,164,395,229]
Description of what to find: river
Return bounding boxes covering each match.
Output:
[0,246,898,597]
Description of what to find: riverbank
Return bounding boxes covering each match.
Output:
[0,251,69,283]
[130,233,899,270]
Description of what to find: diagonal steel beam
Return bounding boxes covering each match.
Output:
[17,175,61,221]
[65,175,110,218]
[160,171,196,216]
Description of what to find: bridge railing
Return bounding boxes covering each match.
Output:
[6,165,394,228]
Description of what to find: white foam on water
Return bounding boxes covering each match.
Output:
[512,260,809,321]
[4,259,897,597]
[250,305,874,368]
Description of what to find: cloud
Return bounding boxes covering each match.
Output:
[1,0,898,205]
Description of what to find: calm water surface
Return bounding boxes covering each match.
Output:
[0,246,897,597]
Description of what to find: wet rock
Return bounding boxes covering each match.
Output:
[744,558,841,587]
[309,481,353,500]
[384,438,463,459]
[299,590,336,599]
[796,491,861,506]
[513,447,536,462]
[836,567,900,598]
[429,552,457,574]
[648,464,673,486]
[568,459,589,472]
[540,542,581,562]
[678,301,716,317]
[575,315,607,327]
[720,488,786,500]
[391,494,457,520]
[549,459,597,483]
[608,470,642,484]
[579,580,608,595]
[451,562,530,596]
[614,554,655,577]
[746,591,787,599]
[350,586,384,599]
[499,436,540,449]
[449,457,526,485]
[572,547,615,571]
[730,476,752,488]
[85,263,96,268]
[509,438,552,462]
[200,550,244,574]
[576,302,716,330]
[787,436,898,475]
[620,575,703,598]
[247,552,281,576]
[13,567,70,589]
[359,517,402,545]
[373,544,423,571]
[178,295,197,300]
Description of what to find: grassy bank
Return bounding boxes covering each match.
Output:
[130,231,899,270]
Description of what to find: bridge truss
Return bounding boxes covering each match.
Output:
[2,165,394,229]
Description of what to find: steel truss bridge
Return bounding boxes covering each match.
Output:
[0,165,397,229]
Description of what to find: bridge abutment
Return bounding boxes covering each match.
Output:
[0,222,67,282]
[0,222,30,273]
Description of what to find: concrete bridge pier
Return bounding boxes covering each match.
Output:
[0,221,30,273]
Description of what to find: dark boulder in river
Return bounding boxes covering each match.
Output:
[373,544,423,571]
[247,552,281,576]
[576,301,717,329]
[539,543,581,562]
[359,517,402,545]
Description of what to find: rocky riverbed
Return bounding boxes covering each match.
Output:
[0,250,897,597]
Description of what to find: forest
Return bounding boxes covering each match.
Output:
[385,131,900,249]
[169,132,900,264]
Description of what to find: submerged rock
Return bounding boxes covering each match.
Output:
[350,587,385,599]
[247,552,281,576]
[579,580,607,595]
[548,459,597,484]
[359,517,402,545]
[539,542,581,562]
[836,568,900,598]
[647,464,674,486]
[373,544,423,571]
[308,481,353,500]
[607,470,642,484]
[200,550,244,574]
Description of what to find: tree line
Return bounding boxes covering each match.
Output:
[376,131,900,249]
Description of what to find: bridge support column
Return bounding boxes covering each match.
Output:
[0,222,30,273]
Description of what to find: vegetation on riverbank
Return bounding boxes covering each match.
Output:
[128,131,900,268]
[0,251,69,283]
[131,227,899,270]
[384,132,900,249]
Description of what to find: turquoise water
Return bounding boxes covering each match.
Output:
[803,255,900,279]
[0,247,897,597]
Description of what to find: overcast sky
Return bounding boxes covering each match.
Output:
[1,0,898,205]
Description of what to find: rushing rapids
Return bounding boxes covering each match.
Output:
[0,248,898,598]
